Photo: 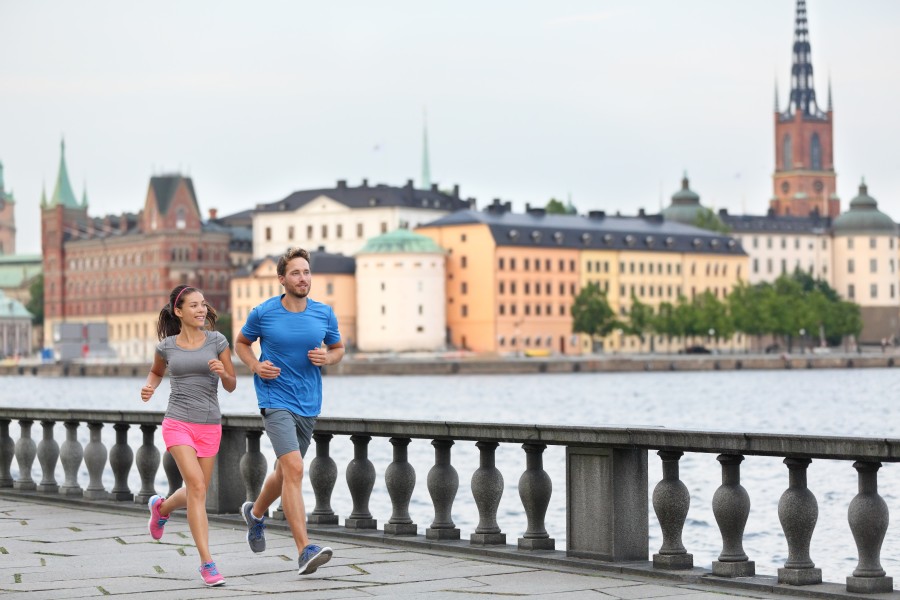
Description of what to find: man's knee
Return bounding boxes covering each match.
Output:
[278,452,305,480]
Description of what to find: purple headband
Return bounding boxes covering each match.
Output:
[173,286,190,308]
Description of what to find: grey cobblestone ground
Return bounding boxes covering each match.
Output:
[0,496,877,599]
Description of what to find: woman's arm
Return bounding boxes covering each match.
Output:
[140,353,166,402]
[210,348,237,393]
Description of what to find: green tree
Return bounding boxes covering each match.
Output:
[653,301,680,351]
[571,282,619,342]
[693,290,733,341]
[545,198,568,214]
[217,313,233,346]
[625,295,654,347]
[693,208,731,234]
[26,273,44,325]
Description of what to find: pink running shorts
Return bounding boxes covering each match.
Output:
[161,418,222,458]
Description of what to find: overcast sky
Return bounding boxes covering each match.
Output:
[2,0,900,255]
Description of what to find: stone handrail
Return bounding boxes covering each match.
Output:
[0,408,896,595]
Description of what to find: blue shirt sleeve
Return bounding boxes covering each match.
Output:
[324,306,341,345]
[241,305,262,343]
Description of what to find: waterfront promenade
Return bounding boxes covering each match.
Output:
[0,495,848,600]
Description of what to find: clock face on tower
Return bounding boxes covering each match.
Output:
[813,180,824,193]
[781,181,790,194]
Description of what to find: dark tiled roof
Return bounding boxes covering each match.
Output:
[150,175,198,216]
[255,180,472,213]
[237,251,356,277]
[720,212,831,233]
[422,208,745,256]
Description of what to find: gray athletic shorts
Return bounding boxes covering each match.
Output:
[261,408,316,458]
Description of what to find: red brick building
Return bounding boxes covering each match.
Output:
[770,0,839,218]
[0,160,15,255]
[41,141,231,361]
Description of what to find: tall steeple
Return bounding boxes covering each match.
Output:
[782,0,825,119]
[49,139,80,208]
[420,108,432,190]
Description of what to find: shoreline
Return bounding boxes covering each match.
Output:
[1,352,896,377]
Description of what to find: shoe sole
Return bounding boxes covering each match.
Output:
[203,579,225,587]
[298,548,332,575]
[241,501,265,553]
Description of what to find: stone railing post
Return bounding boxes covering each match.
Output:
[135,424,160,504]
[520,443,554,550]
[239,430,267,504]
[59,421,84,496]
[308,433,339,525]
[207,426,244,514]
[426,439,460,540]
[14,419,36,491]
[471,441,505,545]
[778,457,821,585]
[83,422,108,500]
[384,437,417,535]
[37,420,60,493]
[653,450,692,569]
[345,434,377,529]
[712,454,754,577]
[109,423,134,501]
[163,450,182,499]
[847,461,893,594]
[0,418,14,488]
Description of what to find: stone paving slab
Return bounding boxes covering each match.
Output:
[0,495,888,599]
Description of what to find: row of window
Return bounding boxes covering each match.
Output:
[65,272,230,294]
[753,259,826,276]
[67,247,226,271]
[847,283,897,301]
[497,257,577,272]
[497,281,578,296]
[264,222,389,242]
[847,258,897,274]
[746,235,896,251]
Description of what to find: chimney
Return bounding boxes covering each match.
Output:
[453,184,460,198]
[337,179,347,189]
[208,207,218,220]
[526,204,546,217]
[638,208,646,217]
[431,183,439,191]
[718,208,728,216]
[361,178,368,187]
[405,179,414,188]
[588,210,606,219]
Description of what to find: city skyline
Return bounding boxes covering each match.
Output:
[2,0,899,256]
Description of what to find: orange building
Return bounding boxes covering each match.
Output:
[417,202,747,355]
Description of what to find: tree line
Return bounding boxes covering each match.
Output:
[571,270,863,352]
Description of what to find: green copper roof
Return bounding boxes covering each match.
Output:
[357,228,444,255]
[832,180,897,234]
[0,289,33,319]
[49,139,80,208]
[670,173,700,205]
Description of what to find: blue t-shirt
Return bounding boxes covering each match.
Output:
[241,295,341,416]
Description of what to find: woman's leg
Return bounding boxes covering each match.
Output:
[158,486,186,517]
[168,445,216,564]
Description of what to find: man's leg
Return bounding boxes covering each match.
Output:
[252,463,283,519]
[276,450,310,554]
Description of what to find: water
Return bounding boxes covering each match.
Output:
[2,368,899,585]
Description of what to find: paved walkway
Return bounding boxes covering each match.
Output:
[0,496,872,599]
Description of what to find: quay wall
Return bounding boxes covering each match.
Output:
[0,353,896,377]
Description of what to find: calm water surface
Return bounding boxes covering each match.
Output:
[2,368,898,585]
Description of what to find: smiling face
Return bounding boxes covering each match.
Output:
[279,256,312,299]
[174,291,208,329]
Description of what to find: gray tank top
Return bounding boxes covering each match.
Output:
[156,330,229,424]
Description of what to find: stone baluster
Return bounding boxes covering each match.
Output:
[109,423,134,501]
[518,442,555,550]
[426,439,460,540]
[163,450,183,499]
[652,450,692,569]
[712,454,754,577]
[134,424,160,504]
[59,421,84,496]
[345,434,377,529]
[13,419,36,491]
[777,457,821,585]
[83,422,108,500]
[36,420,60,493]
[471,441,505,545]
[308,433,339,525]
[847,461,893,594]
[239,430,267,504]
[384,437,417,535]
[0,419,14,487]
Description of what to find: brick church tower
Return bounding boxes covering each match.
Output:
[770,0,839,217]
[0,161,15,254]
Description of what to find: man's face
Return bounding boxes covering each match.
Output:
[280,257,312,299]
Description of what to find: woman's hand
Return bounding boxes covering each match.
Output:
[140,384,155,402]
[208,358,226,378]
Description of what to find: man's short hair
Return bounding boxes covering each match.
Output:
[277,247,311,277]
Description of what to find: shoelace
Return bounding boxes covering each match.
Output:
[249,518,266,540]
[156,517,168,527]
[202,563,220,576]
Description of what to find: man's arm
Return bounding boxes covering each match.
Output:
[235,332,281,379]
[325,341,345,366]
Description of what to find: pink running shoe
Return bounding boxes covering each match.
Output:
[147,495,168,540]
[199,561,225,586]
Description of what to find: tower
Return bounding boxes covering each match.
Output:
[0,161,15,254]
[770,0,838,217]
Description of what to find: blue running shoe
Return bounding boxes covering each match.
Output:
[241,501,266,553]
[297,544,332,575]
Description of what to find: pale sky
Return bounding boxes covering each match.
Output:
[2,0,900,255]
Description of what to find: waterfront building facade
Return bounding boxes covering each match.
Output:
[250,179,473,258]
[230,250,357,352]
[41,142,232,361]
[0,161,15,255]
[0,289,31,359]
[417,201,747,355]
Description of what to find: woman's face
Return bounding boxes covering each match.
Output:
[175,291,208,328]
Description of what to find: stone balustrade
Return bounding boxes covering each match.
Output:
[0,408,897,595]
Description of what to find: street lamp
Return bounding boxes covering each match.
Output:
[799,328,806,353]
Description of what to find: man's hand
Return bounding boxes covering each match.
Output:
[254,360,281,379]
[308,347,327,366]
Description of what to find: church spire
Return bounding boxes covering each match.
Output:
[783,0,824,118]
[420,108,431,190]
[49,138,80,208]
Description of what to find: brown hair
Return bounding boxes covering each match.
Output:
[276,247,311,277]
[155,284,218,340]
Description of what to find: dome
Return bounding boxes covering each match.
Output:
[662,173,723,229]
[832,180,897,234]
[357,228,445,254]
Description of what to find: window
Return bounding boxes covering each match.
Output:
[499,281,505,294]
[781,259,787,274]
[357,223,364,237]
[848,238,854,250]
[499,304,505,315]
[848,284,855,299]
[767,258,773,274]
[499,258,505,270]
[524,258,530,271]
[781,238,787,249]
[461,305,468,317]
[524,282,531,295]
[794,238,800,249]
[870,237,878,249]
[288,226,294,240]
[767,237,773,249]
[510,282,517,294]
[782,134,792,171]
[326,282,334,295]
[810,133,822,170]
[176,208,186,230]
[461,233,467,242]
[870,259,877,274]
[848,259,855,274]
[337,224,343,238]
[461,282,468,294]
[307,225,314,238]
[381,222,388,234]
[752,237,759,249]
[871,284,878,299]
[753,258,759,273]
[461,256,468,268]
[265,227,272,241]
[510,258,517,270]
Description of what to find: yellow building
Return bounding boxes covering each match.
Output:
[417,201,747,355]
